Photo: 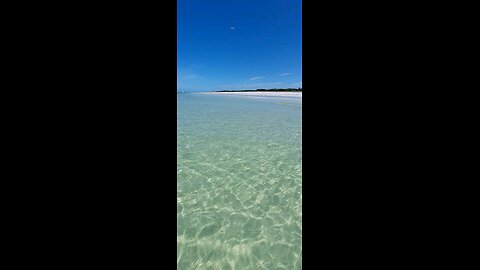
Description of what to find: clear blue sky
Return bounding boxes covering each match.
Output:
[177,0,302,92]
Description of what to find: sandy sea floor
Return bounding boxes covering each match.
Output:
[177,93,302,269]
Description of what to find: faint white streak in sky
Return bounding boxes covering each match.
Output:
[220,82,284,89]
[280,73,292,76]
[248,76,264,81]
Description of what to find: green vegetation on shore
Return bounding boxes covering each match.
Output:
[215,88,302,93]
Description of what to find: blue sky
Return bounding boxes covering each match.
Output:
[177,0,302,92]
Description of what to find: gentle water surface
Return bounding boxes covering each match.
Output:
[177,93,302,269]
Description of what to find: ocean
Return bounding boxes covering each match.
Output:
[177,93,302,269]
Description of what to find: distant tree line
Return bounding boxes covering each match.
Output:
[216,88,302,92]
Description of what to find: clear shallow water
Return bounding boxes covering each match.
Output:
[177,93,302,269]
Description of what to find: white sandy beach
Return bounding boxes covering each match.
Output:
[203,91,302,98]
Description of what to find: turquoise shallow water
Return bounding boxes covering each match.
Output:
[177,93,302,269]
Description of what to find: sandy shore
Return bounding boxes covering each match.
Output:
[203,91,302,98]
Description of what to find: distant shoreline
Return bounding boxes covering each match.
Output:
[203,91,302,98]
[216,90,301,93]
[214,88,301,93]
